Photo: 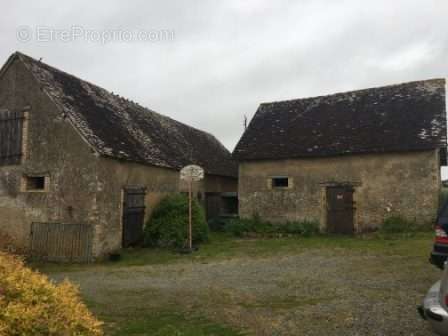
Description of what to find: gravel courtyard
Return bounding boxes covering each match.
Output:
[43,234,440,335]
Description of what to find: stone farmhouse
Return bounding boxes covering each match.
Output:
[0,52,237,261]
[233,79,447,233]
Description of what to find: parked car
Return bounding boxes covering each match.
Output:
[430,201,448,269]
[419,261,448,335]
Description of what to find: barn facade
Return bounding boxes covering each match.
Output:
[233,79,447,233]
[0,52,237,260]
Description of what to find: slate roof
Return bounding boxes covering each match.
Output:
[7,52,236,177]
[233,79,447,162]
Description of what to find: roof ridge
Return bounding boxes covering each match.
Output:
[16,51,115,97]
[259,78,446,107]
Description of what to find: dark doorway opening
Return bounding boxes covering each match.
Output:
[205,192,238,220]
[222,194,239,215]
[326,185,355,234]
[122,187,146,247]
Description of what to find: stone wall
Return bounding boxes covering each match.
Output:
[238,150,441,232]
[0,57,100,252]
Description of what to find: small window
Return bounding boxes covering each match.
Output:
[272,177,289,188]
[23,176,47,191]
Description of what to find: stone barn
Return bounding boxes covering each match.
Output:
[0,52,237,260]
[233,79,447,233]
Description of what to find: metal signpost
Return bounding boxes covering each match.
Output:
[180,165,204,250]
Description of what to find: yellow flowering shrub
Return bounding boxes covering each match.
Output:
[0,252,103,336]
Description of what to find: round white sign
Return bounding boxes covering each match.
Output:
[180,165,204,182]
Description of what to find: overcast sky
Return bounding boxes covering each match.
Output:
[2,0,448,175]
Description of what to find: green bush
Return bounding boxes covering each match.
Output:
[207,215,236,232]
[282,220,320,236]
[226,218,255,237]
[225,215,319,237]
[144,194,208,248]
[379,215,429,237]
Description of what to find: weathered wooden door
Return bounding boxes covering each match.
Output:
[326,186,354,234]
[205,193,221,220]
[122,187,146,247]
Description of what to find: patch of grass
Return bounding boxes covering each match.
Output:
[240,295,335,310]
[380,216,418,233]
[111,231,435,268]
[281,220,320,236]
[79,288,246,335]
[32,231,435,272]
[109,247,181,266]
[112,310,243,336]
[225,215,320,237]
[376,215,431,240]
[207,216,236,232]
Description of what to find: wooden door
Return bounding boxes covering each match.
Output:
[122,187,146,247]
[205,193,221,220]
[326,186,354,234]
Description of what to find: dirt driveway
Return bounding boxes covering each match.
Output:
[44,234,439,335]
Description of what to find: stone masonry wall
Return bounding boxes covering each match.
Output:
[238,150,441,232]
[0,57,100,253]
